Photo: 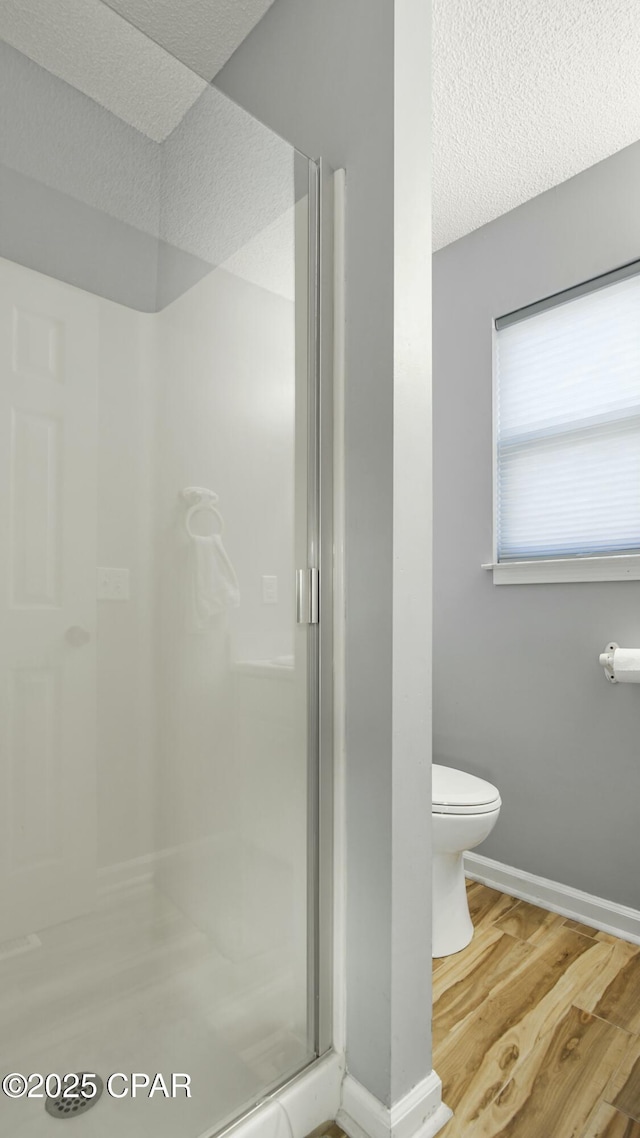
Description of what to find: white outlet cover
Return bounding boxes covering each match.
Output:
[262,575,278,604]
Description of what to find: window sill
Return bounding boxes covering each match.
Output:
[482,554,640,585]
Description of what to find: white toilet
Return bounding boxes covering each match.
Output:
[432,764,501,958]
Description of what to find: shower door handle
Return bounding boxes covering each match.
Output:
[296,568,319,625]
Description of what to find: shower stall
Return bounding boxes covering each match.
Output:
[0,3,333,1135]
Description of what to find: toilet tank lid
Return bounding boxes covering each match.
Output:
[432,764,500,808]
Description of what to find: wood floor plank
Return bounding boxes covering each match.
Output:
[494,899,565,944]
[433,925,504,1000]
[565,919,601,938]
[304,1124,346,1138]
[605,1034,640,1123]
[575,940,640,1033]
[563,919,619,945]
[434,931,533,1047]
[442,1006,629,1138]
[434,927,613,1117]
[437,886,640,1138]
[466,882,520,931]
[581,1103,640,1137]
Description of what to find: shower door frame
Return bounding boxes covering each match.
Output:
[203,152,335,1138]
[307,157,335,1063]
[210,153,336,1138]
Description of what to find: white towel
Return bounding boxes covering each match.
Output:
[189,533,240,631]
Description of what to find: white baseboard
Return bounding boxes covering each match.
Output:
[338,1071,451,1138]
[465,852,640,946]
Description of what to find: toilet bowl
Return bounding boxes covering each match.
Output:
[432,764,501,958]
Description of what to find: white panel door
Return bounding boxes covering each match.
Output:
[0,257,98,942]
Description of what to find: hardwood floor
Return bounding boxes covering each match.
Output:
[304,1126,347,1138]
[306,885,640,1138]
[434,880,640,1137]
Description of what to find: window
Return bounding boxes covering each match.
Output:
[489,261,640,584]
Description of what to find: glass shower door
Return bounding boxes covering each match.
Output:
[152,124,320,1131]
[0,9,323,1135]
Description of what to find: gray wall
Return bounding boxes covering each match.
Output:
[433,140,640,911]
[217,0,433,1109]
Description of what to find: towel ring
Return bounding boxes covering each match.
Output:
[185,502,224,539]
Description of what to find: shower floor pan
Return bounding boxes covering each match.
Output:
[0,879,310,1138]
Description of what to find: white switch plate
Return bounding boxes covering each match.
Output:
[262,575,278,604]
[97,567,130,601]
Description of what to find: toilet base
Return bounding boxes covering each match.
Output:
[432,849,473,958]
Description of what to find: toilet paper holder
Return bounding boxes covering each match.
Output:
[599,642,619,683]
[599,643,640,684]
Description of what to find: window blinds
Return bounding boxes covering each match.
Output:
[495,268,640,562]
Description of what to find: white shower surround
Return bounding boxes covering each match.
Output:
[0,242,309,1136]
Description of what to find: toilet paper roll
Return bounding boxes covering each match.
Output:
[611,648,640,683]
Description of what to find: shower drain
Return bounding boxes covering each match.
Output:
[45,1074,104,1120]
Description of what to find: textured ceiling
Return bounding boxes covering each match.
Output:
[0,0,276,142]
[434,0,640,249]
[0,0,206,141]
[101,0,277,81]
[0,1,297,308]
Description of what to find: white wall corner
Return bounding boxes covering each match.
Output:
[338,1072,452,1138]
